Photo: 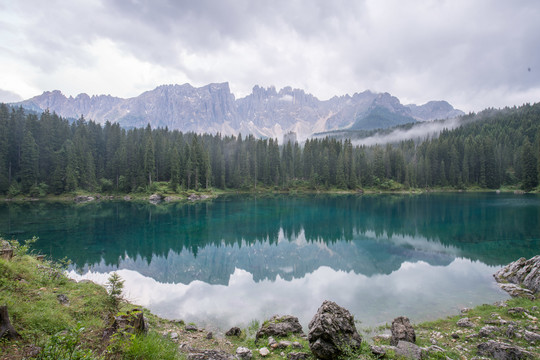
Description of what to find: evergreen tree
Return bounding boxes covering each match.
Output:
[20,129,39,193]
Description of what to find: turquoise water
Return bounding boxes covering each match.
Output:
[1,193,539,329]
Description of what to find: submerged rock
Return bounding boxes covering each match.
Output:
[256,315,303,341]
[308,300,362,360]
[494,256,540,296]
[391,316,416,345]
[149,194,163,204]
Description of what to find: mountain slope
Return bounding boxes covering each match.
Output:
[15,83,464,140]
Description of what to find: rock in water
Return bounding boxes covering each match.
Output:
[477,340,533,359]
[390,316,416,346]
[308,300,362,360]
[256,315,304,341]
[494,255,540,296]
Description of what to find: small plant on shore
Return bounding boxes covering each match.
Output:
[36,322,98,360]
[105,272,125,313]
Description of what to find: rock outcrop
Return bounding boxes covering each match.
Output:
[255,315,304,341]
[0,240,13,260]
[494,255,540,297]
[477,340,534,359]
[390,316,416,346]
[307,300,362,360]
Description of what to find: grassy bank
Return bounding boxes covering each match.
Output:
[1,239,539,359]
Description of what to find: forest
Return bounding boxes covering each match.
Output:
[0,102,539,196]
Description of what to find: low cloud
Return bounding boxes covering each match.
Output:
[0,89,22,103]
[353,117,463,147]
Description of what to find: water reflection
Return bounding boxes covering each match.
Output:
[1,193,539,328]
[68,258,506,329]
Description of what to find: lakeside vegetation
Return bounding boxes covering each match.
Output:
[1,102,540,199]
[1,238,539,359]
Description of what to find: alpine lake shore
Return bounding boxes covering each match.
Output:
[1,187,540,360]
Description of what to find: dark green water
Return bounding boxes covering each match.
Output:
[1,193,539,329]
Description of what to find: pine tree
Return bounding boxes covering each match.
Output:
[521,139,538,191]
[20,129,39,193]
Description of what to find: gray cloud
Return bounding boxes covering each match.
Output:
[2,0,540,111]
[0,89,22,103]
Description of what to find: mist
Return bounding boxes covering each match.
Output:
[351,117,463,147]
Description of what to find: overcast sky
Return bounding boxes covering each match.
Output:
[1,0,539,112]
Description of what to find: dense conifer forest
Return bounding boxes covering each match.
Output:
[0,102,539,196]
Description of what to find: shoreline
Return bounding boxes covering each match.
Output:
[1,185,536,203]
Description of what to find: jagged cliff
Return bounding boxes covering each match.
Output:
[15,83,464,140]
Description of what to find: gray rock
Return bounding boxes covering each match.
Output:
[275,340,292,349]
[206,332,213,340]
[494,256,540,295]
[395,341,422,360]
[256,315,304,341]
[523,330,540,343]
[498,284,535,300]
[506,325,516,338]
[391,316,416,346]
[477,340,533,359]
[149,194,163,204]
[457,317,475,328]
[235,346,252,360]
[187,349,235,360]
[225,327,242,337]
[370,345,388,357]
[478,325,500,337]
[508,307,527,315]
[287,352,309,360]
[185,324,198,332]
[308,300,362,360]
[74,195,94,203]
[56,294,69,306]
[267,337,276,346]
[292,341,302,348]
[170,332,179,340]
[258,347,270,357]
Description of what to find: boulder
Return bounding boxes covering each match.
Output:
[456,317,474,327]
[206,332,213,340]
[523,330,540,343]
[225,327,242,337]
[308,300,362,360]
[235,346,252,359]
[395,341,422,360]
[477,340,533,359]
[256,315,304,341]
[478,325,500,337]
[498,283,535,300]
[149,194,163,204]
[494,256,540,296]
[185,324,198,332]
[258,347,270,357]
[390,316,416,346]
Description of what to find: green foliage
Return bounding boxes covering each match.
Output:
[122,332,181,360]
[36,323,98,360]
[9,236,38,257]
[105,272,125,313]
[2,102,540,195]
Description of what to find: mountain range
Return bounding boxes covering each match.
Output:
[15,83,464,141]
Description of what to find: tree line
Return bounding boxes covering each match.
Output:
[0,102,539,196]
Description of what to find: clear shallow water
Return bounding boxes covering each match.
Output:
[1,193,539,329]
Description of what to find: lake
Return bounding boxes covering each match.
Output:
[1,193,539,330]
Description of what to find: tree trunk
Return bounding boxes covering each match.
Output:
[0,306,21,340]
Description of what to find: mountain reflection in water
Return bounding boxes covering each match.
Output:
[2,193,539,328]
